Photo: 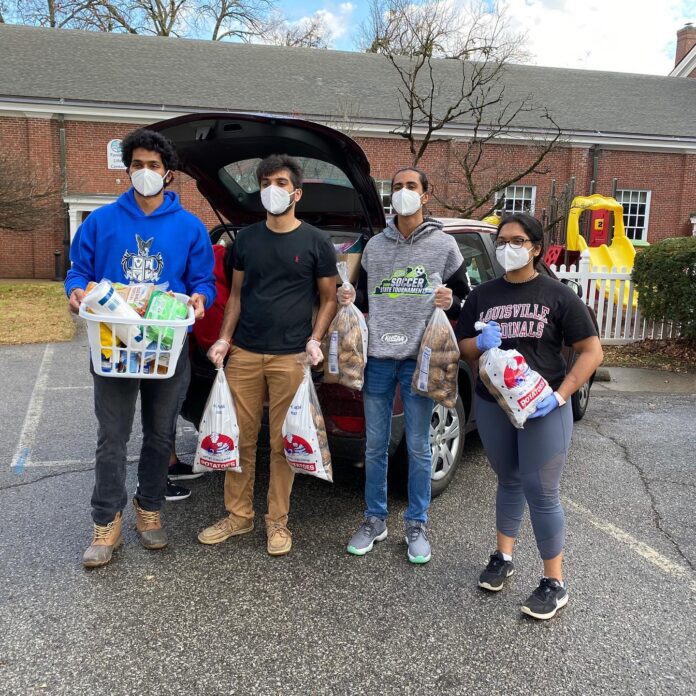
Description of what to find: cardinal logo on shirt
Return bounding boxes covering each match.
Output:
[283,434,313,456]
[121,235,164,282]
[201,432,235,454]
[503,355,531,389]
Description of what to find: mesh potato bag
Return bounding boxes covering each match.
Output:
[323,262,368,390]
[411,306,460,409]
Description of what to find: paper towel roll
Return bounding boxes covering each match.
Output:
[83,280,143,347]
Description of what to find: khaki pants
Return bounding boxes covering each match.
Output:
[223,346,305,527]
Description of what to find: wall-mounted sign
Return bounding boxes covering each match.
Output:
[107,139,126,170]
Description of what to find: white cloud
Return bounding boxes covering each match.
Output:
[297,2,356,44]
[501,0,695,74]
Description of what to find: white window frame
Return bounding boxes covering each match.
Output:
[615,189,651,243]
[376,179,393,215]
[496,185,537,214]
[64,194,117,243]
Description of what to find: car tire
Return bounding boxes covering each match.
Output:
[391,396,466,498]
[571,379,591,421]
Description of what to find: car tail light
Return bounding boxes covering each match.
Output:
[330,416,365,434]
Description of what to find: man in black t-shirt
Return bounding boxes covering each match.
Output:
[199,154,337,556]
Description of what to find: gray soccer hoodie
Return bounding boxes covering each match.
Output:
[361,217,464,360]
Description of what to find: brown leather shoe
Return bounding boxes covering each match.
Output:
[83,512,123,568]
[133,499,168,550]
[197,515,254,545]
[267,523,292,556]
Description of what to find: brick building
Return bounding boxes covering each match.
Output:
[1,23,695,279]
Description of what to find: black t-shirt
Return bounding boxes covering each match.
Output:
[233,221,337,354]
[455,275,598,400]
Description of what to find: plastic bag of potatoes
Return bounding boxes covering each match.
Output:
[411,304,460,409]
[282,365,333,482]
[323,261,368,390]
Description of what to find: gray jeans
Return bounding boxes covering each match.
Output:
[90,340,190,525]
[475,393,573,560]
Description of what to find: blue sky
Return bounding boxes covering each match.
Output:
[275,0,696,75]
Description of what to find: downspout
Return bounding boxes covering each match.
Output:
[589,144,600,195]
[58,113,70,278]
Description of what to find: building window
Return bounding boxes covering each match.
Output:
[616,189,651,242]
[496,185,536,214]
[376,179,393,215]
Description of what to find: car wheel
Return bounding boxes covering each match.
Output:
[571,379,591,421]
[430,397,466,497]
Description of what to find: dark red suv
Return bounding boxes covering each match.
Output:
[150,113,594,497]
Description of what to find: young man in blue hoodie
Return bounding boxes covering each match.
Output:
[65,128,216,568]
[342,167,468,564]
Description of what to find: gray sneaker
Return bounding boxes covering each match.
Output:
[346,516,388,556]
[404,521,431,564]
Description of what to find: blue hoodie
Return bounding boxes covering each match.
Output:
[65,188,216,305]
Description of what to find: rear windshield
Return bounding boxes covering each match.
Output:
[452,232,496,286]
[220,158,353,193]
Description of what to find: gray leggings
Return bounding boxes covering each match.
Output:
[475,394,573,560]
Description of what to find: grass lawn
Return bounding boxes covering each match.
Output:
[0,281,75,345]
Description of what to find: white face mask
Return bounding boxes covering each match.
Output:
[131,168,169,197]
[261,185,297,216]
[391,188,424,217]
[496,244,532,272]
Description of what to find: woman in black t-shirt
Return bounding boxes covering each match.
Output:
[456,213,603,620]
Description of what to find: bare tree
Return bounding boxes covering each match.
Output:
[0,152,60,231]
[198,0,274,41]
[360,0,561,218]
[261,11,330,48]
[4,0,278,38]
[10,0,101,29]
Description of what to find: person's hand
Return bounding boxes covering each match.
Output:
[207,339,230,368]
[434,285,453,310]
[337,284,356,306]
[189,293,206,320]
[475,321,502,352]
[528,392,564,419]
[305,338,323,366]
[68,288,85,314]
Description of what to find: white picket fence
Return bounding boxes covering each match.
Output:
[550,250,680,344]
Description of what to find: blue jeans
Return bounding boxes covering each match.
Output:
[363,357,434,523]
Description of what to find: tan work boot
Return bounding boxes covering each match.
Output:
[83,512,123,568]
[267,523,292,556]
[198,515,254,545]
[133,499,168,550]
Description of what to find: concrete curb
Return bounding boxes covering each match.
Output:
[595,367,611,382]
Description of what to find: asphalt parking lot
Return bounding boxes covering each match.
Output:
[1,328,695,696]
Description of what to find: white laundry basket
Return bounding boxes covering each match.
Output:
[79,292,195,379]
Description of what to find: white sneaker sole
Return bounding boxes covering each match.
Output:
[478,568,515,592]
[347,528,388,556]
[521,591,569,620]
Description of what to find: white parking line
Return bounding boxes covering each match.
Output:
[10,345,53,472]
[563,496,696,594]
[45,386,93,391]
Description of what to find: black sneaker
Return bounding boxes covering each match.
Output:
[521,577,568,620]
[168,459,204,481]
[165,478,191,502]
[478,551,515,592]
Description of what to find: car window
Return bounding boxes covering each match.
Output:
[452,232,496,286]
[220,158,353,194]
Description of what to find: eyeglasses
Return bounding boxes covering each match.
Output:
[494,237,533,249]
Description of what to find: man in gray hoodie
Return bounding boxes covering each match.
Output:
[342,167,468,563]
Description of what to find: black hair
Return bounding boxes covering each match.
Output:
[121,128,178,171]
[256,154,304,189]
[391,166,429,192]
[496,212,545,267]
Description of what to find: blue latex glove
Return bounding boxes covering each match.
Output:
[528,392,561,419]
[475,321,502,352]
